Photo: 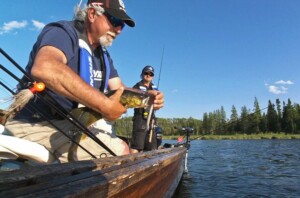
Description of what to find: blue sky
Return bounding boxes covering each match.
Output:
[0,0,299,120]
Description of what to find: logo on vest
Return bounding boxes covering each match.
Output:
[93,70,103,81]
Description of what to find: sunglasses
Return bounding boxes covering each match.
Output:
[143,72,154,77]
[104,12,125,29]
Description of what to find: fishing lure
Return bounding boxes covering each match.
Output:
[0,82,45,125]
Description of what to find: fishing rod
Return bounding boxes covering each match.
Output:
[0,48,116,156]
[148,46,165,142]
[0,81,97,159]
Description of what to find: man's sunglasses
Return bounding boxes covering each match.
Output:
[143,72,154,77]
[104,13,125,29]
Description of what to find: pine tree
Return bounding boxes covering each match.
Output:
[240,106,249,134]
[251,97,261,133]
[229,105,239,134]
[202,112,209,134]
[267,100,278,132]
[282,99,296,133]
[276,99,282,132]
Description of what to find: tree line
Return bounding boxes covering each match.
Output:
[114,98,300,136]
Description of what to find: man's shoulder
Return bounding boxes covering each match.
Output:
[43,21,77,38]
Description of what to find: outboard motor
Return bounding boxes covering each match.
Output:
[155,126,163,148]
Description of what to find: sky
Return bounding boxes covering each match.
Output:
[0,0,299,120]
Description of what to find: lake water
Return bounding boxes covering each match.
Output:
[170,139,300,198]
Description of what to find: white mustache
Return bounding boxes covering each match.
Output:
[107,31,116,39]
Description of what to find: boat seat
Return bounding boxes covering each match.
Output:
[0,145,19,160]
[0,134,55,163]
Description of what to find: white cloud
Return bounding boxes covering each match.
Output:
[32,20,45,30]
[275,80,294,85]
[268,85,287,94]
[265,79,294,94]
[0,20,27,35]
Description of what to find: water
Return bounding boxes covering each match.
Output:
[170,140,300,198]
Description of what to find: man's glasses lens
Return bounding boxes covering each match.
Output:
[105,13,125,29]
[144,72,154,76]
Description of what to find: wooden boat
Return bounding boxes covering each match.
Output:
[0,146,188,198]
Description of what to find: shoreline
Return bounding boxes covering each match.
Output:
[164,133,300,140]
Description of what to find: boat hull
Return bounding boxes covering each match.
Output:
[0,147,186,198]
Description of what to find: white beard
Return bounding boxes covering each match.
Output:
[99,34,113,47]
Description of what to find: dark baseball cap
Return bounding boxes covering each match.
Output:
[87,0,135,27]
[142,65,154,74]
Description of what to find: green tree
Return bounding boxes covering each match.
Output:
[240,106,249,134]
[228,105,239,134]
[276,99,282,132]
[202,113,209,134]
[266,100,278,132]
[282,99,296,133]
[260,112,267,133]
[250,97,261,133]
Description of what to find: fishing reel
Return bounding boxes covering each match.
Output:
[174,126,194,136]
[174,126,194,135]
[181,127,194,135]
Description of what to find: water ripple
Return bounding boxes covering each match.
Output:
[171,139,300,198]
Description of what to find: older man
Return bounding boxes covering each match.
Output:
[5,0,164,162]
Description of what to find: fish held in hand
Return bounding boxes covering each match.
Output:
[71,88,152,127]
[106,88,152,109]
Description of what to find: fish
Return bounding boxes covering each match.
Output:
[70,87,152,126]
[106,87,152,109]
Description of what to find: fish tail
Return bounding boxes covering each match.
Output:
[68,132,83,162]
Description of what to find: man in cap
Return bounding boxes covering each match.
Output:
[130,66,160,153]
[5,0,164,162]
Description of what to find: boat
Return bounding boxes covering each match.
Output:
[0,123,191,198]
[0,145,188,198]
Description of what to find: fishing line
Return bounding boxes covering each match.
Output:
[157,46,164,88]
[0,48,116,156]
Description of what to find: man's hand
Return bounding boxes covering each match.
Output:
[148,90,164,110]
[104,87,127,121]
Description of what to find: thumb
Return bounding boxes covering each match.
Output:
[109,87,124,100]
